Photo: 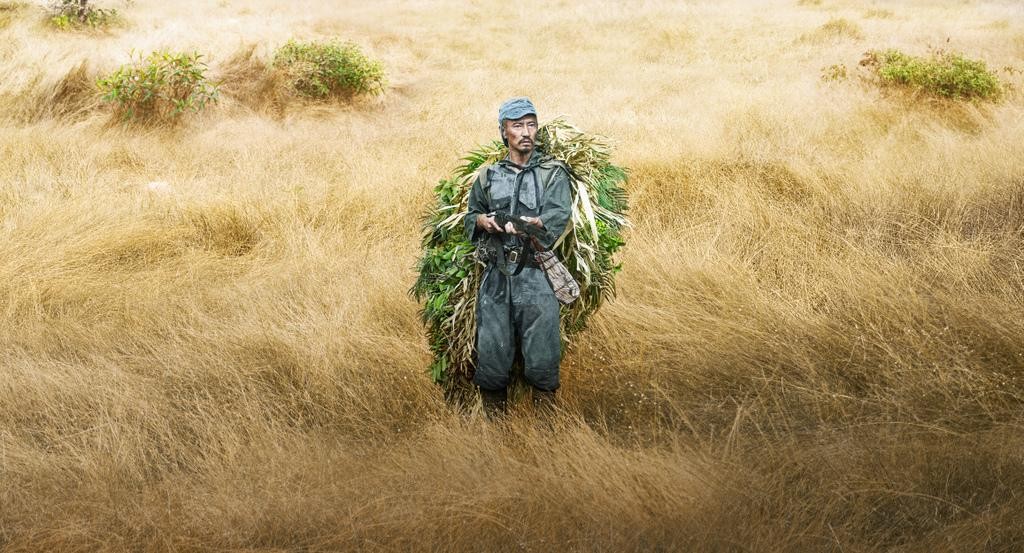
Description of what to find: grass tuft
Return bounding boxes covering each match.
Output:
[863,8,894,19]
[801,17,864,42]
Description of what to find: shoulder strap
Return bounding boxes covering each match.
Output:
[538,159,572,190]
[477,163,492,188]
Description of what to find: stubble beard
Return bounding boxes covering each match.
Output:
[513,140,535,157]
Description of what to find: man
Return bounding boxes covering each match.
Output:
[463,97,573,419]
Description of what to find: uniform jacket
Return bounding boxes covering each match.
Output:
[463,149,573,252]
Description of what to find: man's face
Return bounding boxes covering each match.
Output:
[503,114,538,156]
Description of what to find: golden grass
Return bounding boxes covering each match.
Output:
[1,0,1023,550]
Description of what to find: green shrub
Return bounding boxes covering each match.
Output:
[47,0,118,30]
[272,39,385,98]
[96,50,219,122]
[860,49,1004,100]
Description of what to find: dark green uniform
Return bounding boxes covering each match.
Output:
[464,150,572,392]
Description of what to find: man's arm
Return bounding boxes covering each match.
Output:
[536,167,572,250]
[464,167,502,241]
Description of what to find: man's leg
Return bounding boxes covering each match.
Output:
[532,387,557,417]
[473,269,514,417]
[515,268,563,395]
[479,387,507,420]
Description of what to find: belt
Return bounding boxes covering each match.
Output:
[478,235,539,275]
[497,245,544,272]
[502,246,540,268]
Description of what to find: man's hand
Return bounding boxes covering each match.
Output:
[477,214,503,234]
[519,216,544,228]
[504,216,543,235]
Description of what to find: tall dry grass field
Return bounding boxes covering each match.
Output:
[2,0,1024,550]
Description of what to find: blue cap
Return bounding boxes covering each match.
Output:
[498,97,537,128]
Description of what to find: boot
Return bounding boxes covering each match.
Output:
[532,387,557,417]
[480,387,507,420]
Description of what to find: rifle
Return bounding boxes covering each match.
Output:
[482,211,547,276]
[488,211,546,246]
